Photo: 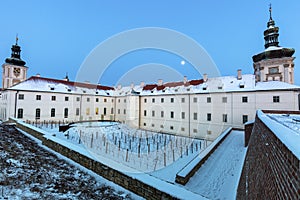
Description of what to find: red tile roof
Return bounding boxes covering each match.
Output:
[142,79,204,91]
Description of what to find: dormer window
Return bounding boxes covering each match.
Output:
[239,82,245,88]
[50,87,55,91]
[67,89,71,92]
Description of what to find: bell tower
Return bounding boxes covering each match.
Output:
[2,36,28,89]
[252,5,295,84]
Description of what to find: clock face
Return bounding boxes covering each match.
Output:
[13,67,20,77]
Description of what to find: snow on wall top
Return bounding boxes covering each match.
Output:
[258,110,300,159]
[6,74,300,96]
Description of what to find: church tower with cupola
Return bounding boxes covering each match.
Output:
[2,36,28,89]
[253,5,295,84]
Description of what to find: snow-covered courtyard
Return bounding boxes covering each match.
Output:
[36,121,210,181]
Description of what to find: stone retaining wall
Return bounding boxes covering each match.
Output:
[237,111,300,199]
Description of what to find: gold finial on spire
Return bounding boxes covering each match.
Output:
[269,3,273,21]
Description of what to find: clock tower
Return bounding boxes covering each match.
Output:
[2,36,28,89]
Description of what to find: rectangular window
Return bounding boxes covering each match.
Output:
[170,111,174,119]
[65,96,69,101]
[64,108,68,118]
[161,98,164,103]
[152,124,155,127]
[170,98,174,103]
[243,115,248,124]
[87,97,90,102]
[118,109,120,114]
[36,95,41,100]
[104,98,107,102]
[269,67,279,74]
[144,110,147,116]
[181,98,185,103]
[242,96,248,103]
[223,114,227,123]
[193,113,197,120]
[193,97,197,103]
[181,127,185,131]
[103,107,107,115]
[17,108,23,119]
[76,97,80,102]
[35,108,41,120]
[124,99,126,103]
[222,97,227,103]
[181,112,185,119]
[96,98,99,102]
[207,97,211,103]
[152,98,155,103]
[161,111,164,118]
[51,96,56,101]
[273,96,280,103]
[193,129,197,133]
[76,108,80,116]
[170,126,174,130]
[143,123,146,126]
[152,110,155,117]
[118,99,121,103]
[95,107,99,115]
[18,94,24,100]
[51,108,55,117]
[207,113,212,121]
[111,108,114,114]
[144,98,147,103]
[86,108,90,115]
[124,109,126,114]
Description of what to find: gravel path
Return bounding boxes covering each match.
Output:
[0,124,135,200]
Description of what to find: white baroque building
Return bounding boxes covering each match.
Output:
[1,9,299,140]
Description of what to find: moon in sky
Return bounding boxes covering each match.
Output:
[181,60,185,65]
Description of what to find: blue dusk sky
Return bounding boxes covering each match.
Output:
[0,0,299,86]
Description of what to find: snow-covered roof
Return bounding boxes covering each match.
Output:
[8,76,115,96]
[136,74,300,96]
[6,74,300,96]
[258,110,300,159]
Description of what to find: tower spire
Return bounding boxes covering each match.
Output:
[264,5,279,48]
[15,34,18,45]
[269,3,272,21]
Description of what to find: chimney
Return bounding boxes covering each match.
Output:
[35,73,41,77]
[140,81,145,87]
[203,73,208,82]
[237,69,242,80]
[130,82,134,89]
[117,84,122,90]
[158,79,163,86]
[183,76,188,84]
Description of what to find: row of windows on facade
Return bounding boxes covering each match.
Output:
[143,96,281,103]
[18,94,114,103]
[143,110,248,123]
[18,94,282,104]
[142,115,248,133]
[17,107,115,119]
